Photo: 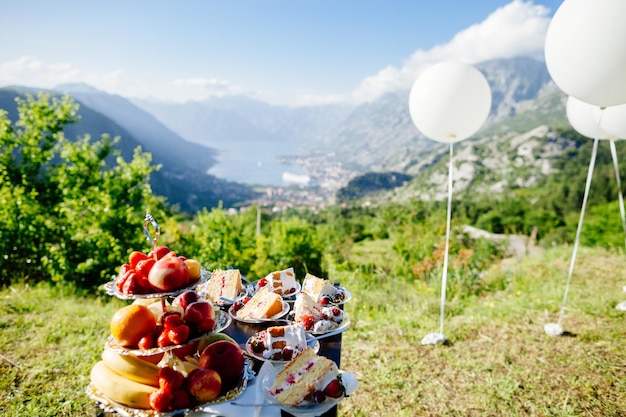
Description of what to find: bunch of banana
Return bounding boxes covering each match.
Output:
[90,360,158,409]
[101,349,161,386]
[91,350,202,409]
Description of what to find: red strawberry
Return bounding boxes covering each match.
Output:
[158,366,185,392]
[324,379,343,398]
[135,258,156,278]
[138,332,155,350]
[161,311,183,329]
[258,278,268,287]
[301,314,315,330]
[129,251,149,268]
[170,388,191,410]
[149,388,173,411]
[167,324,190,345]
[157,330,173,347]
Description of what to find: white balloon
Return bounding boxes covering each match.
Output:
[545,0,626,107]
[408,61,491,143]
[566,96,611,140]
[601,103,626,139]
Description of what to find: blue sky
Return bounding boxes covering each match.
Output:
[0,0,563,106]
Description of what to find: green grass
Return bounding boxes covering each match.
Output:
[1,246,626,416]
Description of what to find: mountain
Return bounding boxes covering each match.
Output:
[0,56,574,210]
[0,86,259,212]
[131,57,563,186]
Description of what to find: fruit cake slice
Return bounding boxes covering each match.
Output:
[236,286,283,319]
[269,347,344,406]
[206,269,243,303]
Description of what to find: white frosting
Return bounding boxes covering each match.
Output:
[262,324,307,359]
[266,267,297,295]
[303,275,337,302]
[314,363,339,393]
[295,293,343,332]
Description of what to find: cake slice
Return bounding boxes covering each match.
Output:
[258,267,298,295]
[294,292,344,333]
[205,268,243,304]
[302,273,338,302]
[236,286,284,320]
[253,324,308,361]
[269,347,344,406]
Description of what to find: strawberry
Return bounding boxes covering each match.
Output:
[138,332,155,350]
[158,366,185,392]
[128,251,148,268]
[258,278,268,287]
[282,347,294,361]
[149,388,173,411]
[167,324,190,345]
[157,330,173,347]
[161,311,183,329]
[324,379,344,398]
[116,268,132,292]
[135,258,155,278]
[314,390,326,403]
[170,388,191,410]
[301,314,315,330]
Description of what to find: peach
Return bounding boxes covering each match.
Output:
[148,255,190,292]
[186,368,221,402]
[172,290,199,311]
[184,301,214,324]
[198,340,245,391]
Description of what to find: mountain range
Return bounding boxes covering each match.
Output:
[0,56,574,212]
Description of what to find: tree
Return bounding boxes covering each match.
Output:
[0,93,167,288]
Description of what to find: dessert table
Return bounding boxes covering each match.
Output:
[94,308,344,417]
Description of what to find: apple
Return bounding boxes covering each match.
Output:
[172,290,199,311]
[184,301,214,324]
[185,368,222,402]
[148,255,190,292]
[198,340,245,391]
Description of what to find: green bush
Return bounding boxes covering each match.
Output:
[0,94,166,288]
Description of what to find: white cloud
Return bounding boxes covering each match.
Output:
[349,0,551,104]
[0,1,552,106]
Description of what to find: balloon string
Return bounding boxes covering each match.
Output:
[439,142,453,335]
[609,139,626,251]
[558,137,599,325]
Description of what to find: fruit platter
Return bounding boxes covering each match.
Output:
[87,212,356,416]
[87,213,255,415]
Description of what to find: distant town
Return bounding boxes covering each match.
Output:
[244,153,359,211]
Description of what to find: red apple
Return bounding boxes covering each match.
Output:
[172,290,199,311]
[198,340,245,391]
[148,255,190,292]
[185,368,222,402]
[184,301,214,324]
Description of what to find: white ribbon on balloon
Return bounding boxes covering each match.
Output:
[550,97,626,332]
[408,61,491,344]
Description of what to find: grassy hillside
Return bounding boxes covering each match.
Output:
[1,245,625,416]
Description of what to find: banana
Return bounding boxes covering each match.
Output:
[101,349,160,387]
[90,360,158,409]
